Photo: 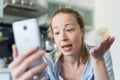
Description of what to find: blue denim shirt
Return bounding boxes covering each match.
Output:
[41,44,115,80]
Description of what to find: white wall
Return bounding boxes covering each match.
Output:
[94,0,120,80]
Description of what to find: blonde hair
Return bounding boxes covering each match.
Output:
[48,7,89,64]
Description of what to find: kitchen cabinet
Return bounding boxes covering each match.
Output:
[0,0,47,23]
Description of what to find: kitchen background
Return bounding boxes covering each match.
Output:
[0,0,120,80]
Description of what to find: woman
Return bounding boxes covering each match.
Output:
[9,7,115,80]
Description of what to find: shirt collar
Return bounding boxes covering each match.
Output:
[53,44,94,79]
[53,57,61,75]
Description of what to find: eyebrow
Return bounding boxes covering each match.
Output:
[53,23,74,29]
[65,23,74,27]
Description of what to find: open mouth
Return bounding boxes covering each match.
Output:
[61,44,72,52]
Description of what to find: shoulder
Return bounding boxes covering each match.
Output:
[85,44,111,58]
[86,44,113,67]
[85,44,112,64]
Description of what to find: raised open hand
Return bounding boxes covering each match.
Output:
[89,35,115,60]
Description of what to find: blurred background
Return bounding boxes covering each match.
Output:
[0,0,119,80]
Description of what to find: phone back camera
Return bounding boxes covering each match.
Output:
[23,26,27,30]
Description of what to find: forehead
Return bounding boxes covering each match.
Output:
[52,13,78,27]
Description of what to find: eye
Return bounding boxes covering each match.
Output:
[54,32,60,35]
[66,29,74,32]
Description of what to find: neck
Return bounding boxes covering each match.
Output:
[60,55,81,67]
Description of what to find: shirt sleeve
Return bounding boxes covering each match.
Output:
[104,50,115,80]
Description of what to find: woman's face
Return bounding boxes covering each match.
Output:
[52,13,85,57]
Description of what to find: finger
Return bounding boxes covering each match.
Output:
[12,44,18,60]
[9,46,39,70]
[13,50,45,78]
[20,62,48,80]
[104,36,115,50]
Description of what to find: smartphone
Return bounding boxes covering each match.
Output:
[12,18,43,68]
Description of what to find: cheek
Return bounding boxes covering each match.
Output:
[70,33,83,45]
[75,37,82,44]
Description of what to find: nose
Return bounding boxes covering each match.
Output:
[60,31,68,41]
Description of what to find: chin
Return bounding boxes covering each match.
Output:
[62,51,73,56]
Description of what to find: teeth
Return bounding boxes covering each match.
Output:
[62,44,72,49]
[63,46,71,51]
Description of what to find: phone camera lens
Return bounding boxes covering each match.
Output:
[23,26,27,30]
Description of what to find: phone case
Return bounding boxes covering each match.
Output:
[12,18,43,68]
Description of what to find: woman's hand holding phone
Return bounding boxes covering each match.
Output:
[8,44,48,80]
